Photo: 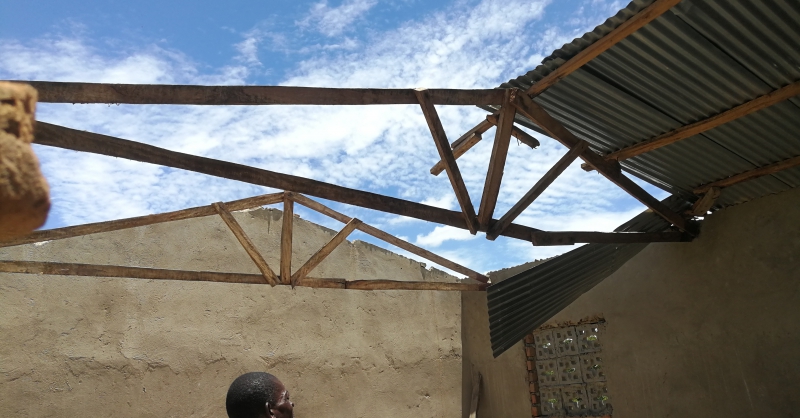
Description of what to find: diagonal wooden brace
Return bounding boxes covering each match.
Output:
[511,93,690,233]
[290,218,362,287]
[415,88,479,234]
[213,201,279,286]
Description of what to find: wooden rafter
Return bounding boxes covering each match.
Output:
[280,193,294,284]
[290,218,362,286]
[18,81,506,106]
[0,260,487,292]
[0,192,284,248]
[430,114,540,176]
[30,123,691,245]
[531,230,687,246]
[596,81,800,165]
[486,140,589,240]
[415,89,479,234]
[525,0,682,97]
[213,202,279,286]
[687,187,720,217]
[511,93,691,233]
[694,155,800,195]
[478,89,517,229]
[288,192,490,283]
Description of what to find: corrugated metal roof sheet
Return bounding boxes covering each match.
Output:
[487,197,692,357]
[487,0,800,356]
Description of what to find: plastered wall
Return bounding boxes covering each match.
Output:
[0,208,463,418]
[463,187,800,418]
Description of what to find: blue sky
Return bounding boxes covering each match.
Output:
[0,0,666,276]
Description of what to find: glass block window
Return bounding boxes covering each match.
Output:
[525,322,612,417]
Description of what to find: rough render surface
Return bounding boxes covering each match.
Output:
[0,208,462,418]
[544,187,800,417]
[0,82,50,239]
[462,187,800,418]
[461,260,547,418]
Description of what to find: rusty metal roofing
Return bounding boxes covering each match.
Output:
[487,0,800,356]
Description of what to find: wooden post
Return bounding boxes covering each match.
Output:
[511,93,690,233]
[486,140,589,240]
[291,218,362,286]
[213,202,279,286]
[468,370,482,418]
[478,89,517,229]
[280,192,294,284]
[415,88,479,234]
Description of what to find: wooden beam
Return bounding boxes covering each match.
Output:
[511,94,690,233]
[289,192,490,283]
[0,192,284,248]
[213,201,279,286]
[486,114,540,149]
[525,0,682,97]
[602,81,800,163]
[15,81,506,106]
[291,218,361,286]
[415,89,479,234]
[478,90,517,229]
[0,260,487,291]
[34,122,545,240]
[31,123,680,244]
[694,155,800,194]
[486,140,589,240]
[531,230,688,246]
[280,193,294,284]
[430,114,540,176]
[687,187,720,217]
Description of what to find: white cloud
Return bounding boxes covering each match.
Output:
[0,0,644,272]
[415,225,478,248]
[299,0,378,37]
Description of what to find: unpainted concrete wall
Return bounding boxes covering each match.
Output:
[0,208,463,418]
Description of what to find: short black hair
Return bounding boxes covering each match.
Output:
[226,372,281,418]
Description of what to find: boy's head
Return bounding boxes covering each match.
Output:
[226,372,294,418]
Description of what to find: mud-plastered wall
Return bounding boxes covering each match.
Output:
[0,208,462,418]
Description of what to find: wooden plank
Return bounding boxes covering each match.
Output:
[415,89,479,234]
[289,193,490,283]
[0,192,283,248]
[605,81,800,162]
[16,81,506,106]
[430,132,483,176]
[525,0,682,96]
[34,122,546,239]
[531,230,688,246]
[486,114,540,149]
[345,280,486,291]
[468,370,482,418]
[478,90,518,229]
[687,187,720,217]
[486,140,589,240]
[0,260,486,291]
[213,201,279,286]
[290,218,362,286]
[511,93,690,233]
[694,155,800,194]
[31,123,671,244]
[280,193,294,284]
[430,114,539,176]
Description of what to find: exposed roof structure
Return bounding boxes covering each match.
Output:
[487,0,800,356]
